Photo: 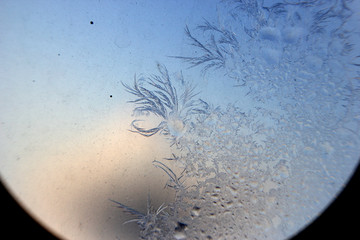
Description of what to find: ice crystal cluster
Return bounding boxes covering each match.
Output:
[122,63,207,147]
[112,0,360,239]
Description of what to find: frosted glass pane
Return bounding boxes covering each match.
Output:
[1,0,359,239]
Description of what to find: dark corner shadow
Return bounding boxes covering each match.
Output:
[291,159,360,239]
[1,158,359,240]
[0,181,59,240]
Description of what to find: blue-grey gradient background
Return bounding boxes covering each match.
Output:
[0,1,221,239]
[1,0,360,239]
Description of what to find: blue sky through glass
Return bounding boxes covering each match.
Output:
[1,0,360,239]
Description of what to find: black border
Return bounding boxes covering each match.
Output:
[1,160,359,239]
[0,182,59,239]
[291,161,360,239]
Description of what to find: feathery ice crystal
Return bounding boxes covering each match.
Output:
[112,0,360,239]
[110,195,172,240]
[122,63,207,146]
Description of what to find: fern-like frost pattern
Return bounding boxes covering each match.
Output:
[122,63,207,146]
[112,0,360,239]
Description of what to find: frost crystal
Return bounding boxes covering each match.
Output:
[113,0,360,239]
[110,196,172,240]
[122,63,207,147]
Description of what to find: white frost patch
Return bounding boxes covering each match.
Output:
[173,232,187,240]
[262,48,281,65]
[263,179,280,193]
[282,27,305,43]
[259,27,281,41]
[305,55,323,72]
[272,215,282,228]
[167,114,187,138]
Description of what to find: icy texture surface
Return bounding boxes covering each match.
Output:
[113,0,360,239]
[122,63,208,147]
